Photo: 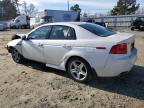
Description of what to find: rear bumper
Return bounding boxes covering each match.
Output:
[95,48,137,77]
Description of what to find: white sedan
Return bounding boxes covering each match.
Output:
[7,22,137,82]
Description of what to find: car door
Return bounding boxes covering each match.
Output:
[43,25,76,66]
[22,26,51,63]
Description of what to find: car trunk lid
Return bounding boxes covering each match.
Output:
[108,33,135,55]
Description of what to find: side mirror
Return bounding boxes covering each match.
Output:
[22,35,27,40]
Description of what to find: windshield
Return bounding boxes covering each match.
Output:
[79,23,116,37]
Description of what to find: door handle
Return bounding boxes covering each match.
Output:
[38,43,44,47]
[63,44,71,49]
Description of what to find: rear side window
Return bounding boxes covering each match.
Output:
[49,25,76,40]
[79,23,116,37]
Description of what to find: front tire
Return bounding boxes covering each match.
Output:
[67,57,92,83]
[11,48,24,63]
[131,27,134,31]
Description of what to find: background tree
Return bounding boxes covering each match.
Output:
[70,4,81,21]
[70,4,81,12]
[11,0,20,14]
[0,0,17,20]
[21,1,38,17]
[111,0,139,15]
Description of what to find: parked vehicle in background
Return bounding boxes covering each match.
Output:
[7,22,137,83]
[131,17,144,31]
[0,24,6,31]
[9,15,30,29]
[86,19,106,27]
[30,10,80,28]
[30,18,45,29]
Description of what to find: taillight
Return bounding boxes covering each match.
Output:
[110,43,127,54]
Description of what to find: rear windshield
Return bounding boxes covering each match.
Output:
[79,23,116,37]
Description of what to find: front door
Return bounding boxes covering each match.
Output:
[22,26,51,63]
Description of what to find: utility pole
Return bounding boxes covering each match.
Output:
[68,0,70,11]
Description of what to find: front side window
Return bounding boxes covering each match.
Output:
[28,26,50,40]
[79,23,116,37]
[49,25,76,40]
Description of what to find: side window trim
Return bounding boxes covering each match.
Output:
[45,25,52,39]
[66,27,71,38]
[47,25,54,39]
[67,27,77,40]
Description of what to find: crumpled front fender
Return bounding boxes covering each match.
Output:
[7,39,23,54]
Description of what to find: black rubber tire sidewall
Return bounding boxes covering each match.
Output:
[11,49,24,63]
[131,27,134,31]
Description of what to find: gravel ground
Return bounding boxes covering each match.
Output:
[0,29,144,108]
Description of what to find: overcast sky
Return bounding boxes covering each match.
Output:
[19,0,144,14]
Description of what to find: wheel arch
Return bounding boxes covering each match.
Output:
[7,46,15,53]
[7,46,22,56]
[65,55,98,80]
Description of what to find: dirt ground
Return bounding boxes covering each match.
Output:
[0,29,144,108]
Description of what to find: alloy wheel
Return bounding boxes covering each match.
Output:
[69,60,88,81]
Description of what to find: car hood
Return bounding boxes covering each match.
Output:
[16,33,26,37]
[7,39,22,47]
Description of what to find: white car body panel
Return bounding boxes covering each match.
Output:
[7,39,23,54]
[22,40,45,63]
[7,22,137,77]
[96,48,137,76]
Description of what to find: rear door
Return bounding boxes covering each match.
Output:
[43,25,76,66]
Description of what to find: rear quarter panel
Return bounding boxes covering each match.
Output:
[62,39,113,70]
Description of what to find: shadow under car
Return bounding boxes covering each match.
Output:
[21,60,144,100]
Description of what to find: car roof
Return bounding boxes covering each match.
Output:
[42,22,88,27]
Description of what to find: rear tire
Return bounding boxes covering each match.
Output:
[67,57,92,83]
[11,48,24,63]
